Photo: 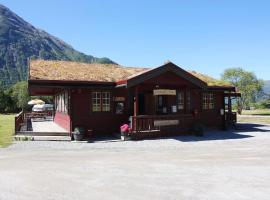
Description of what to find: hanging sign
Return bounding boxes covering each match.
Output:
[113,97,125,102]
[153,89,176,96]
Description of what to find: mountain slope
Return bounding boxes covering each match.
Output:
[0,4,115,86]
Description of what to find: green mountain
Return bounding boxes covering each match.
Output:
[0,4,115,86]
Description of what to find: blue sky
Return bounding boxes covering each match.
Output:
[1,0,270,79]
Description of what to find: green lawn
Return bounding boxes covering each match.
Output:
[0,114,15,148]
[241,109,270,115]
[238,116,270,125]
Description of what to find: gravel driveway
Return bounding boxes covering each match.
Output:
[1,123,270,200]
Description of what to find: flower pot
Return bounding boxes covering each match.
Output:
[121,135,131,141]
[73,126,85,141]
[121,135,125,141]
[73,132,84,141]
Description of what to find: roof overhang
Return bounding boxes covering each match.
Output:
[224,92,241,97]
[28,79,116,96]
[207,85,236,92]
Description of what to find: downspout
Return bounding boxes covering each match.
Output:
[69,89,73,138]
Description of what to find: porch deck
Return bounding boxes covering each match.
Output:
[129,112,237,139]
[18,120,69,134]
[15,111,69,138]
[32,120,68,132]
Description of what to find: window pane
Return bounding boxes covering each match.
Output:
[64,91,68,113]
[102,92,110,112]
[202,93,214,110]
[177,91,185,110]
[91,91,111,112]
[92,92,101,112]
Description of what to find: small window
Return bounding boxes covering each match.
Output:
[177,91,185,110]
[202,93,215,110]
[115,102,124,114]
[92,91,111,112]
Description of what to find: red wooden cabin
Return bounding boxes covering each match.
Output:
[28,60,240,139]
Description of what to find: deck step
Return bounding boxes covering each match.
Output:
[14,135,71,141]
[15,131,69,136]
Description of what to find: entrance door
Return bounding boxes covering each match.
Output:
[138,93,145,115]
[156,95,168,114]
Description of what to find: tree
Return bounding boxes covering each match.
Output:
[0,81,53,113]
[221,68,264,108]
[10,81,30,110]
[0,86,6,112]
[0,85,18,113]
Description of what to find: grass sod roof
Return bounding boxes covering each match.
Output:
[29,60,231,87]
[188,70,231,87]
[29,60,149,82]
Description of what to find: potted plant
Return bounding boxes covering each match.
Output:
[120,124,131,141]
[73,126,85,141]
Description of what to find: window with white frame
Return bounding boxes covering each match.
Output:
[177,91,185,110]
[202,92,214,110]
[92,92,101,112]
[91,91,111,112]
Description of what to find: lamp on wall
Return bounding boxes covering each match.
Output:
[220,109,225,115]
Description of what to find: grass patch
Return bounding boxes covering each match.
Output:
[238,116,270,125]
[241,109,270,116]
[0,114,15,148]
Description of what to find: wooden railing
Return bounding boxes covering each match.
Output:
[15,111,54,133]
[15,111,25,133]
[25,111,54,120]
[131,114,194,133]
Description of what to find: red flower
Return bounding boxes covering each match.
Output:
[120,124,129,133]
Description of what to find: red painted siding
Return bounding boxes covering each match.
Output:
[199,92,224,128]
[70,88,129,135]
[54,111,71,132]
[67,74,227,136]
[143,71,200,88]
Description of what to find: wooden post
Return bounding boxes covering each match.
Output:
[184,88,187,114]
[68,89,73,137]
[228,95,232,112]
[134,86,139,116]
[222,93,226,130]
[133,86,139,132]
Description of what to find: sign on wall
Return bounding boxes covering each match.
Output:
[153,89,176,96]
[154,120,179,126]
[113,97,125,101]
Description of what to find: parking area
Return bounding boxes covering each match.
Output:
[1,123,270,200]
